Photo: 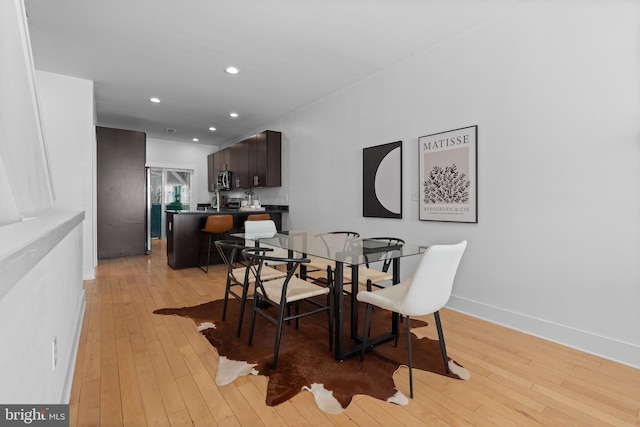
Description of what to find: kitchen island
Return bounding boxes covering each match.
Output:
[165,207,288,270]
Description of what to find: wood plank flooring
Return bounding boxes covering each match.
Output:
[69,239,640,426]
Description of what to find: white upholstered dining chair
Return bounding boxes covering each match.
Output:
[357,240,467,398]
[244,219,288,265]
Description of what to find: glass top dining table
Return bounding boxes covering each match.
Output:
[234,230,426,360]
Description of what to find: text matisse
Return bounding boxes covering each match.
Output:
[422,134,469,151]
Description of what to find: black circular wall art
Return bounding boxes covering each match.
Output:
[363,141,402,219]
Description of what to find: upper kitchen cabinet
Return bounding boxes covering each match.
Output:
[231,137,251,189]
[208,147,231,191]
[207,130,282,191]
[251,130,281,188]
[207,153,216,191]
[217,147,231,172]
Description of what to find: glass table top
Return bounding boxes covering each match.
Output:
[233,230,425,266]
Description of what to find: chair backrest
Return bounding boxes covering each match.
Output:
[215,240,249,282]
[362,237,405,270]
[203,214,234,233]
[247,213,270,221]
[317,231,360,254]
[400,240,467,316]
[242,247,309,304]
[244,220,277,239]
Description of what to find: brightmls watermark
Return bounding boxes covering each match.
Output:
[0,405,68,426]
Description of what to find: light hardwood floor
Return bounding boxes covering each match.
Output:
[69,239,640,426]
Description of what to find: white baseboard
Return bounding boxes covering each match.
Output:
[446,295,640,370]
[83,266,95,281]
[61,289,86,403]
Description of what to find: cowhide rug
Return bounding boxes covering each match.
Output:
[154,298,469,414]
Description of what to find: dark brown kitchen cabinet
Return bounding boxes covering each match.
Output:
[207,148,230,191]
[231,138,251,189]
[207,153,216,191]
[217,148,231,171]
[228,143,239,188]
[252,130,281,187]
[206,130,282,191]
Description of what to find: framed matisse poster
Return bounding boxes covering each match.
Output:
[419,126,477,223]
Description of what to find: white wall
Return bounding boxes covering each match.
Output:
[258,1,640,367]
[146,137,218,208]
[0,211,85,404]
[36,70,96,280]
[0,0,54,221]
[1,1,86,404]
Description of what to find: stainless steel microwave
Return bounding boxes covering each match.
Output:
[217,171,232,190]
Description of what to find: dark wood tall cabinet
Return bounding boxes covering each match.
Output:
[96,126,146,258]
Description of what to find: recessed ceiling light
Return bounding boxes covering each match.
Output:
[225,66,239,75]
[229,112,238,118]
[192,138,199,142]
[209,127,216,131]
[149,97,161,103]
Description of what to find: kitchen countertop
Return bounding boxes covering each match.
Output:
[167,205,288,214]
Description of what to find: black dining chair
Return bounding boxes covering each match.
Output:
[243,247,334,369]
[304,231,360,286]
[345,237,406,293]
[215,240,286,337]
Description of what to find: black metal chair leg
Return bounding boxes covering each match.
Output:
[222,277,231,321]
[273,303,288,368]
[394,313,400,347]
[248,297,258,346]
[406,315,414,398]
[360,304,373,362]
[434,311,450,374]
[327,292,333,351]
[236,277,250,337]
[199,234,212,273]
[197,233,208,272]
[206,234,214,272]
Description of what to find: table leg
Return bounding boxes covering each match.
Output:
[334,260,344,360]
[392,257,400,335]
[350,264,359,339]
[299,251,307,279]
[332,256,405,360]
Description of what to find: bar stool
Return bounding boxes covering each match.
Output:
[247,213,270,221]
[198,215,233,273]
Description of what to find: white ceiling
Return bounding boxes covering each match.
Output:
[25,0,522,147]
